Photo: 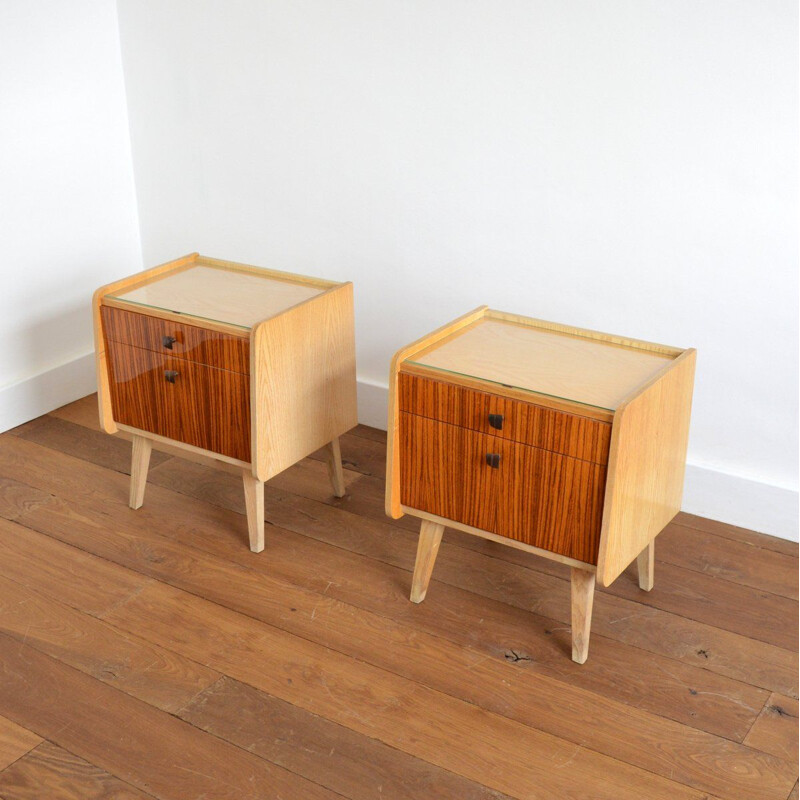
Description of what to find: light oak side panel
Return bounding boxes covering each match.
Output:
[597,350,696,587]
[386,306,489,518]
[93,252,199,434]
[251,283,357,482]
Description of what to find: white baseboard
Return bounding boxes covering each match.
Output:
[0,352,97,434]
[356,378,799,542]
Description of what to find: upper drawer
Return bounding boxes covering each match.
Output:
[101,305,250,374]
[398,371,611,465]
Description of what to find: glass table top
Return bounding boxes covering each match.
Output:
[109,265,325,329]
[407,318,674,411]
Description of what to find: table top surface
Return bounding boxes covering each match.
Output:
[407,317,676,411]
[109,264,325,329]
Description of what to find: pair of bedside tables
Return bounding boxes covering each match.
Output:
[94,255,695,663]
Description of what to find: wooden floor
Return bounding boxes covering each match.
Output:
[0,395,796,800]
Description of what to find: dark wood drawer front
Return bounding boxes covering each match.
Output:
[400,413,497,533]
[101,305,250,374]
[400,413,605,564]
[495,436,606,564]
[106,339,251,461]
[398,372,610,464]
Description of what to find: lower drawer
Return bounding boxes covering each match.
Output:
[106,339,251,461]
[400,413,606,564]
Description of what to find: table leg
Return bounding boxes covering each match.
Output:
[242,472,265,553]
[570,567,596,664]
[325,437,346,498]
[410,520,445,603]
[637,540,655,591]
[129,435,152,510]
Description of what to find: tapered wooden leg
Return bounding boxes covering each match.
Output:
[242,472,265,553]
[410,520,445,603]
[129,435,152,510]
[325,437,346,498]
[570,567,596,664]
[637,539,655,591]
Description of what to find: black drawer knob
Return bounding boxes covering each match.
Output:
[488,413,504,430]
[164,370,179,383]
[162,335,177,349]
[485,453,501,468]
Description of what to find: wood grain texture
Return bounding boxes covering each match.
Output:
[400,413,606,563]
[93,253,199,434]
[251,281,358,481]
[0,715,41,771]
[0,633,339,800]
[2,405,798,800]
[597,349,697,586]
[9,490,794,800]
[104,582,715,800]
[180,676,512,800]
[386,306,489,518]
[105,339,250,461]
[2,428,792,709]
[0,570,220,713]
[398,371,611,463]
[744,694,799,762]
[495,432,607,563]
[0,741,156,799]
[101,304,250,374]
[400,413,498,533]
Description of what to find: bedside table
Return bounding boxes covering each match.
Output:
[386,307,695,663]
[93,253,357,552]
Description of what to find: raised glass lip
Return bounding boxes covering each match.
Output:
[404,359,617,413]
[105,294,252,331]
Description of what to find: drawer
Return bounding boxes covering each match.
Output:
[101,305,250,374]
[400,412,606,563]
[398,372,610,464]
[106,338,251,461]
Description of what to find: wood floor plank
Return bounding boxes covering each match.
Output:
[142,454,798,700]
[1,444,785,744]
[0,515,147,618]
[744,694,799,763]
[655,523,798,599]
[0,572,219,713]
[103,580,717,800]
[0,478,51,523]
[11,416,171,476]
[789,781,798,800]
[9,463,773,740]
[181,676,511,800]
[2,511,789,800]
[0,742,155,799]
[312,471,797,650]
[674,512,799,557]
[2,404,796,798]
[0,633,342,800]
[0,715,41,772]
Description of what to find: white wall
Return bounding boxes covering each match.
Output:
[115,0,798,537]
[0,0,141,429]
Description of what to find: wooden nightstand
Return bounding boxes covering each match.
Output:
[93,253,357,552]
[386,307,695,663]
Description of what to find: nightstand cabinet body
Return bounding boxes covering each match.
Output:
[387,307,695,663]
[94,253,358,552]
